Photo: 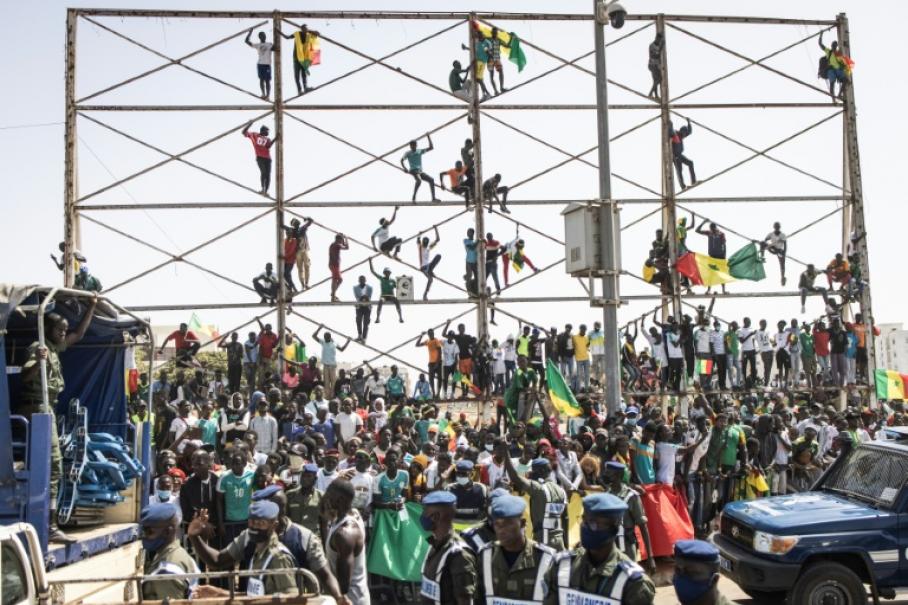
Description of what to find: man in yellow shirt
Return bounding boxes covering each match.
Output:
[282,23,320,95]
[573,324,591,392]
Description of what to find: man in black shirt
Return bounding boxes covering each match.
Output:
[454,323,477,398]
[695,219,728,293]
[180,450,221,539]
[828,318,849,387]
[218,332,245,394]
[556,325,575,389]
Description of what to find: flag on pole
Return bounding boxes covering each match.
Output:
[875,369,908,399]
[188,312,219,342]
[545,359,582,417]
[727,242,766,282]
[453,371,481,395]
[676,243,766,287]
[367,502,431,581]
[473,22,528,72]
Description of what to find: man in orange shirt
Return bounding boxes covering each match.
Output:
[416,329,444,400]
[439,160,472,207]
[826,253,851,289]
[847,312,879,384]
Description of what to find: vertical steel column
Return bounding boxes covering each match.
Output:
[467,20,489,339]
[838,13,876,401]
[656,15,682,322]
[63,9,79,288]
[593,1,622,415]
[274,12,287,371]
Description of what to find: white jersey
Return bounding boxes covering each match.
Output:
[327,511,370,605]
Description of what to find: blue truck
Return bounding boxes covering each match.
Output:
[715,428,908,604]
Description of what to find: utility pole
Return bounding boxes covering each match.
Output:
[274,12,287,373]
[593,0,622,415]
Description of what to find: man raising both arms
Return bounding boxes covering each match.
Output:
[241,122,276,194]
[401,134,440,203]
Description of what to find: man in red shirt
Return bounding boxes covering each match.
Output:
[812,321,831,384]
[328,233,349,303]
[484,232,501,295]
[241,121,275,194]
[282,233,298,292]
[847,313,880,384]
[159,323,200,366]
[255,319,280,385]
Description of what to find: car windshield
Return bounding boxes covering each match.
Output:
[821,445,908,508]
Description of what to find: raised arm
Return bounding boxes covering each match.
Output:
[497,442,530,493]
[66,295,98,347]
[337,338,352,352]
[312,325,322,341]
[368,259,381,280]
[433,226,440,246]
[415,332,426,347]
[818,33,827,51]
[695,218,710,235]
[244,29,253,46]
[387,206,398,225]
[425,134,434,152]
[241,121,252,136]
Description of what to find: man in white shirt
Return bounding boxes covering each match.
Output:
[756,319,774,387]
[773,321,792,388]
[738,318,757,388]
[317,450,341,491]
[348,451,376,520]
[334,399,363,448]
[168,401,194,453]
[441,335,460,398]
[643,325,667,386]
[491,342,506,395]
[693,322,712,388]
[761,222,788,286]
[244,29,274,99]
[709,321,726,390]
[249,398,278,454]
[665,326,684,392]
[306,386,330,417]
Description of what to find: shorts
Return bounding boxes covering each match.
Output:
[488,59,502,70]
[826,67,845,83]
[329,264,342,281]
[257,64,272,81]
[459,358,474,376]
[475,61,486,80]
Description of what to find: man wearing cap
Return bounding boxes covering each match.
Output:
[140,503,200,600]
[287,462,323,534]
[475,495,556,603]
[462,487,510,553]
[603,461,656,573]
[499,444,568,550]
[447,459,488,525]
[544,493,655,605]
[318,449,342,491]
[189,499,298,596]
[673,539,733,605]
[418,490,477,605]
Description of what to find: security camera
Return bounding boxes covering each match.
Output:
[607,2,627,29]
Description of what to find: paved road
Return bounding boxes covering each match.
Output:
[653,575,908,604]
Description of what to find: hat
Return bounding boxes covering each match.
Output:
[252,485,284,501]
[490,495,526,520]
[489,487,511,501]
[604,461,626,472]
[302,463,319,473]
[582,493,628,517]
[167,467,187,480]
[531,458,551,469]
[507,334,515,341]
[428,424,439,434]
[249,500,280,520]
[413,454,429,469]
[383,267,391,274]
[140,502,181,527]
[325,449,340,458]
[455,459,474,472]
[355,449,370,458]
[626,406,639,416]
[674,539,720,563]
[422,491,457,507]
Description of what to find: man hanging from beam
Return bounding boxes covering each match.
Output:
[241,122,275,195]
[669,118,696,190]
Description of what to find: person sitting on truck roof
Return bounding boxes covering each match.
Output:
[140,502,200,602]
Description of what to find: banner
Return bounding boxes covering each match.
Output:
[367,502,430,581]
[639,483,694,557]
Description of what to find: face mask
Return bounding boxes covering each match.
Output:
[248,528,270,543]
[419,513,436,532]
[142,534,168,553]
[580,523,619,550]
[156,490,172,502]
[673,574,714,604]
[456,476,470,486]
[485,444,494,452]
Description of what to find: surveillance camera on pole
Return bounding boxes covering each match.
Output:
[596,0,627,29]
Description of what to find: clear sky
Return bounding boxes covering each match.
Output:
[1,0,903,374]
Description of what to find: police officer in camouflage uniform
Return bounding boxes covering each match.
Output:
[499,447,568,551]
[18,300,97,543]
[140,503,200,601]
[544,493,655,605]
[603,461,657,574]
[475,495,556,603]
[673,540,735,605]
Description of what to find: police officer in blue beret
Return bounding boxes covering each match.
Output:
[446,459,488,525]
[140,503,200,601]
[544,493,655,605]
[462,487,510,553]
[475,495,556,603]
[418,490,477,605]
[286,462,323,534]
[603,460,656,573]
[499,446,568,550]
[673,540,732,605]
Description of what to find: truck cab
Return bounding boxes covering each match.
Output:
[716,427,908,604]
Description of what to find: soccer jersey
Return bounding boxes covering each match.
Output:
[246,132,272,159]
[217,470,255,522]
[373,470,409,503]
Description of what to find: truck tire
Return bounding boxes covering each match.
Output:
[788,561,867,605]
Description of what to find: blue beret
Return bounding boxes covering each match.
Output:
[605,461,626,472]
[489,487,511,501]
[626,406,639,415]
[531,458,551,469]
[252,485,283,501]
[455,459,474,472]
[140,502,181,526]
[582,493,628,517]
[302,463,319,473]
[423,491,457,506]
[249,500,280,520]
[674,539,719,563]
[490,495,526,519]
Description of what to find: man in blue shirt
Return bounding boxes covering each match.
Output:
[399,134,439,202]
[352,276,373,343]
[464,228,479,295]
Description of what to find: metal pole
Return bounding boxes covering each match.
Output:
[593,1,622,415]
[838,13,876,402]
[63,10,78,288]
[274,12,287,373]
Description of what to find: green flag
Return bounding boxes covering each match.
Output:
[728,242,766,281]
[367,502,430,581]
[545,359,582,417]
[508,33,527,72]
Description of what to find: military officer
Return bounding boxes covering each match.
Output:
[544,493,655,605]
[418,490,477,605]
[603,461,656,573]
[446,459,488,526]
[140,502,200,601]
[499,448,568,550]
[475,495,556,603]
[673,540,735,605]
[462,487,510,553]
[286,463,323,534]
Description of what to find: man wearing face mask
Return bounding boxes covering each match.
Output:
[446,459,487,525]
[603,461,657,574]
[544,493,655,605]
[672,540,733,605]
[475,495,555,603]
[322,479,370,605]
[418,490,477,605]
[500,445,568,550]
[462,487,510,553]
[317,449,341,491]
[140,503,200,601]
[286,463,323,535]
[189,499,298,596]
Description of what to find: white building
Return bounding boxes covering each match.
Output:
[875,323,908,374]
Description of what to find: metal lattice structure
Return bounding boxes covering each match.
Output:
[63,8,875,411]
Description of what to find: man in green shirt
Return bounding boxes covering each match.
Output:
[18,297,98,542]
[724,321,741,389]
[799,322,818,389]
[505,354,538,423]
[703,413,747,510]
[286,463,322,535]
[369,259,403,324]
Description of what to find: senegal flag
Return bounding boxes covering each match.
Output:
[474,22,528,72]
[695,358,713,375]
[545,359,581,417]
[875,369,908,399]
[676,242,765,287]
[454,371,482,395]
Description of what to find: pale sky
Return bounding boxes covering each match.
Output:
[1,0,904,374]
